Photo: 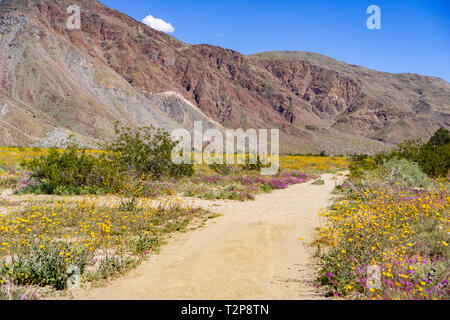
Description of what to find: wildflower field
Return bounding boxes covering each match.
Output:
[0,147,348,200]
[2,135,449,301]
[316,157,450,300]
[0,196,203,298]
[0,143,347,299]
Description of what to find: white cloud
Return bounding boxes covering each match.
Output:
[142,14,175,33]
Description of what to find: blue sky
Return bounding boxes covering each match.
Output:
[100,0,450,82]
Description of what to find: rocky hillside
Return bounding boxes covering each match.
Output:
[251,52,450,145]
[0,0,449,154]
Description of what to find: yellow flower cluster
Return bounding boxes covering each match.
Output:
[280,156,349,174]
[317,182,450,300]
[0,196,200,258]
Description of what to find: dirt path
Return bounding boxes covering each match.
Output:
[73,173,342,300]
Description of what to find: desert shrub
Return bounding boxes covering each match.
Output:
[418,143,450,178]
[429,127,450,147]
[15,183,52,195]
[104,123,194,179]
[379,158,429,189]
[344,158,429,200]
[377,128,450,178]
[21,146,121,194]
[381,140,422,163]
[15,183,106,196]
[53,185,107,196]
[349,155,378,179]
[2,242,92,290]
[168,162,195,178]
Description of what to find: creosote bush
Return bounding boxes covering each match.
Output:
[21,146,121,194]
[349,155,378,179]
[20,124,194,195]
[104,123,194,179]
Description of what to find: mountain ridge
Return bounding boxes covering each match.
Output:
[0,0,448,154]
[250,50,449,83]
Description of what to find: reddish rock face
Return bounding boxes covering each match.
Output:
[255,59,363,119]
[0,0,449,153]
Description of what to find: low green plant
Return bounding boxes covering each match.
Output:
[15,183,53,195]
[95,256,138,280]
[260,184,272,193]
[53,185,88,196]
[2,242,92,290]
[312,179,325,185]
[380,158,430,189]
[131,234,160,255]
[208,163,234,176]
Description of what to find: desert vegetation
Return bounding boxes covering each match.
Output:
[316,128,449,300]
[0,125,347,299]
[2,126,448,301]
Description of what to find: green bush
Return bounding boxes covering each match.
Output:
[376,128,450,178]
[3,242,92,290]
[131,234,160,255]
[429,127,450,146]
[21,146,121,194]
[104,123,194,179]
[349,155,378,179]
[418,143,450,178]
[380,158,429,189]
[16,183,55,195]
[168,162,195,178]
[346,158,430,199]
[21,124,194,195]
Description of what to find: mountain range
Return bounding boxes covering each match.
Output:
[0,0,449,154]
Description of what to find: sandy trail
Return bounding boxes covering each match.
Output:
[73,173,342,300]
